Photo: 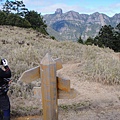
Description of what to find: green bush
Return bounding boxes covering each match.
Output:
[0,11,7,25]
[5,13,31,28]
[25,10,48,35]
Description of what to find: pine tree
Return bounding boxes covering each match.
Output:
[0,11,7,25]
[25,10,48,35]
[77,36,84,44]
[11,0,28,17]
[2,0,12,14]
[95,25,114,48]
[84,37,94,45]
[94,24,120,52]
[2,0,28,17]
[113,23,120,52]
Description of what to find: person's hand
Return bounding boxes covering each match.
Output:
[9,79,12,84]
[1,59,8,67]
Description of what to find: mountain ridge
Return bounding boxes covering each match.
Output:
[43,8,120,41]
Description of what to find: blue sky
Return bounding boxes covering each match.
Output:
[1,0,120,17]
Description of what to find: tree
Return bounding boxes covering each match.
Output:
[1,1,48,35]
[113,23,120,52]
[10,0,28,17]
[95,25,114,48]
[2,0,12,14]
[77,36,84,44]
[2,0,28,17]
[50,36,56,40]
[25,10,48,35]
[115,23,120,34]
[0,11,7,25]
[84,37,94,45]
[5,13,31,27]
[94,24,120,52]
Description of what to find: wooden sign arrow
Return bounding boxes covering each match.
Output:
[57,88,77,99]
[57,77,70,92]
[54,58,63,70]
[18,66,40,83]
[33,87,77,99]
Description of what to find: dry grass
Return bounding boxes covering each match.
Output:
[0,25,118,85]
[0,25,120,117]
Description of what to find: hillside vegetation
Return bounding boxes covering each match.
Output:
[0,25,120,118]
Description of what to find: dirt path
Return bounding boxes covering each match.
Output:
[12,105,120,120]
[58,63,120,120]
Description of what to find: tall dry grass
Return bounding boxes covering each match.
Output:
[0,25,120,116]
[0,25,120,85]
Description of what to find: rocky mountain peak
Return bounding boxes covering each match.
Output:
[91,12,100,16]
[55,8,63,15]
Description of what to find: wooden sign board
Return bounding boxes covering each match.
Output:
[54,58,63,70]
[33,87,42,99]
[57,77,70,92]
[18,66,40,83]
[57,88,77,99]
[33,87,77,99]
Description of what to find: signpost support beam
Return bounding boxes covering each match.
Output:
[40,53,58,120]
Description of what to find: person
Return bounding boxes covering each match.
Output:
[0,59,11,120]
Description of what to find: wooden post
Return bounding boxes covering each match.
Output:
[40,53,58,120]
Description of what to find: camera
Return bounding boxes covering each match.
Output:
[0,59,4,65]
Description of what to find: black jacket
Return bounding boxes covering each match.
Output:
[0,66,11,78]
[0,66,11,111]
[0,66,11,93]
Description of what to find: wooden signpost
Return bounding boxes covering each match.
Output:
[19,53,77,120]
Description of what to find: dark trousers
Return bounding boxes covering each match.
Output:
[0,94,10,120]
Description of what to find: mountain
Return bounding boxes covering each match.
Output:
[43,8,120,41]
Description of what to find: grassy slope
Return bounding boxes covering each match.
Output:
[0,25,119,84]
[0,25,120,117]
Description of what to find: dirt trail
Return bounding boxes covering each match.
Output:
[57,63,120,120]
